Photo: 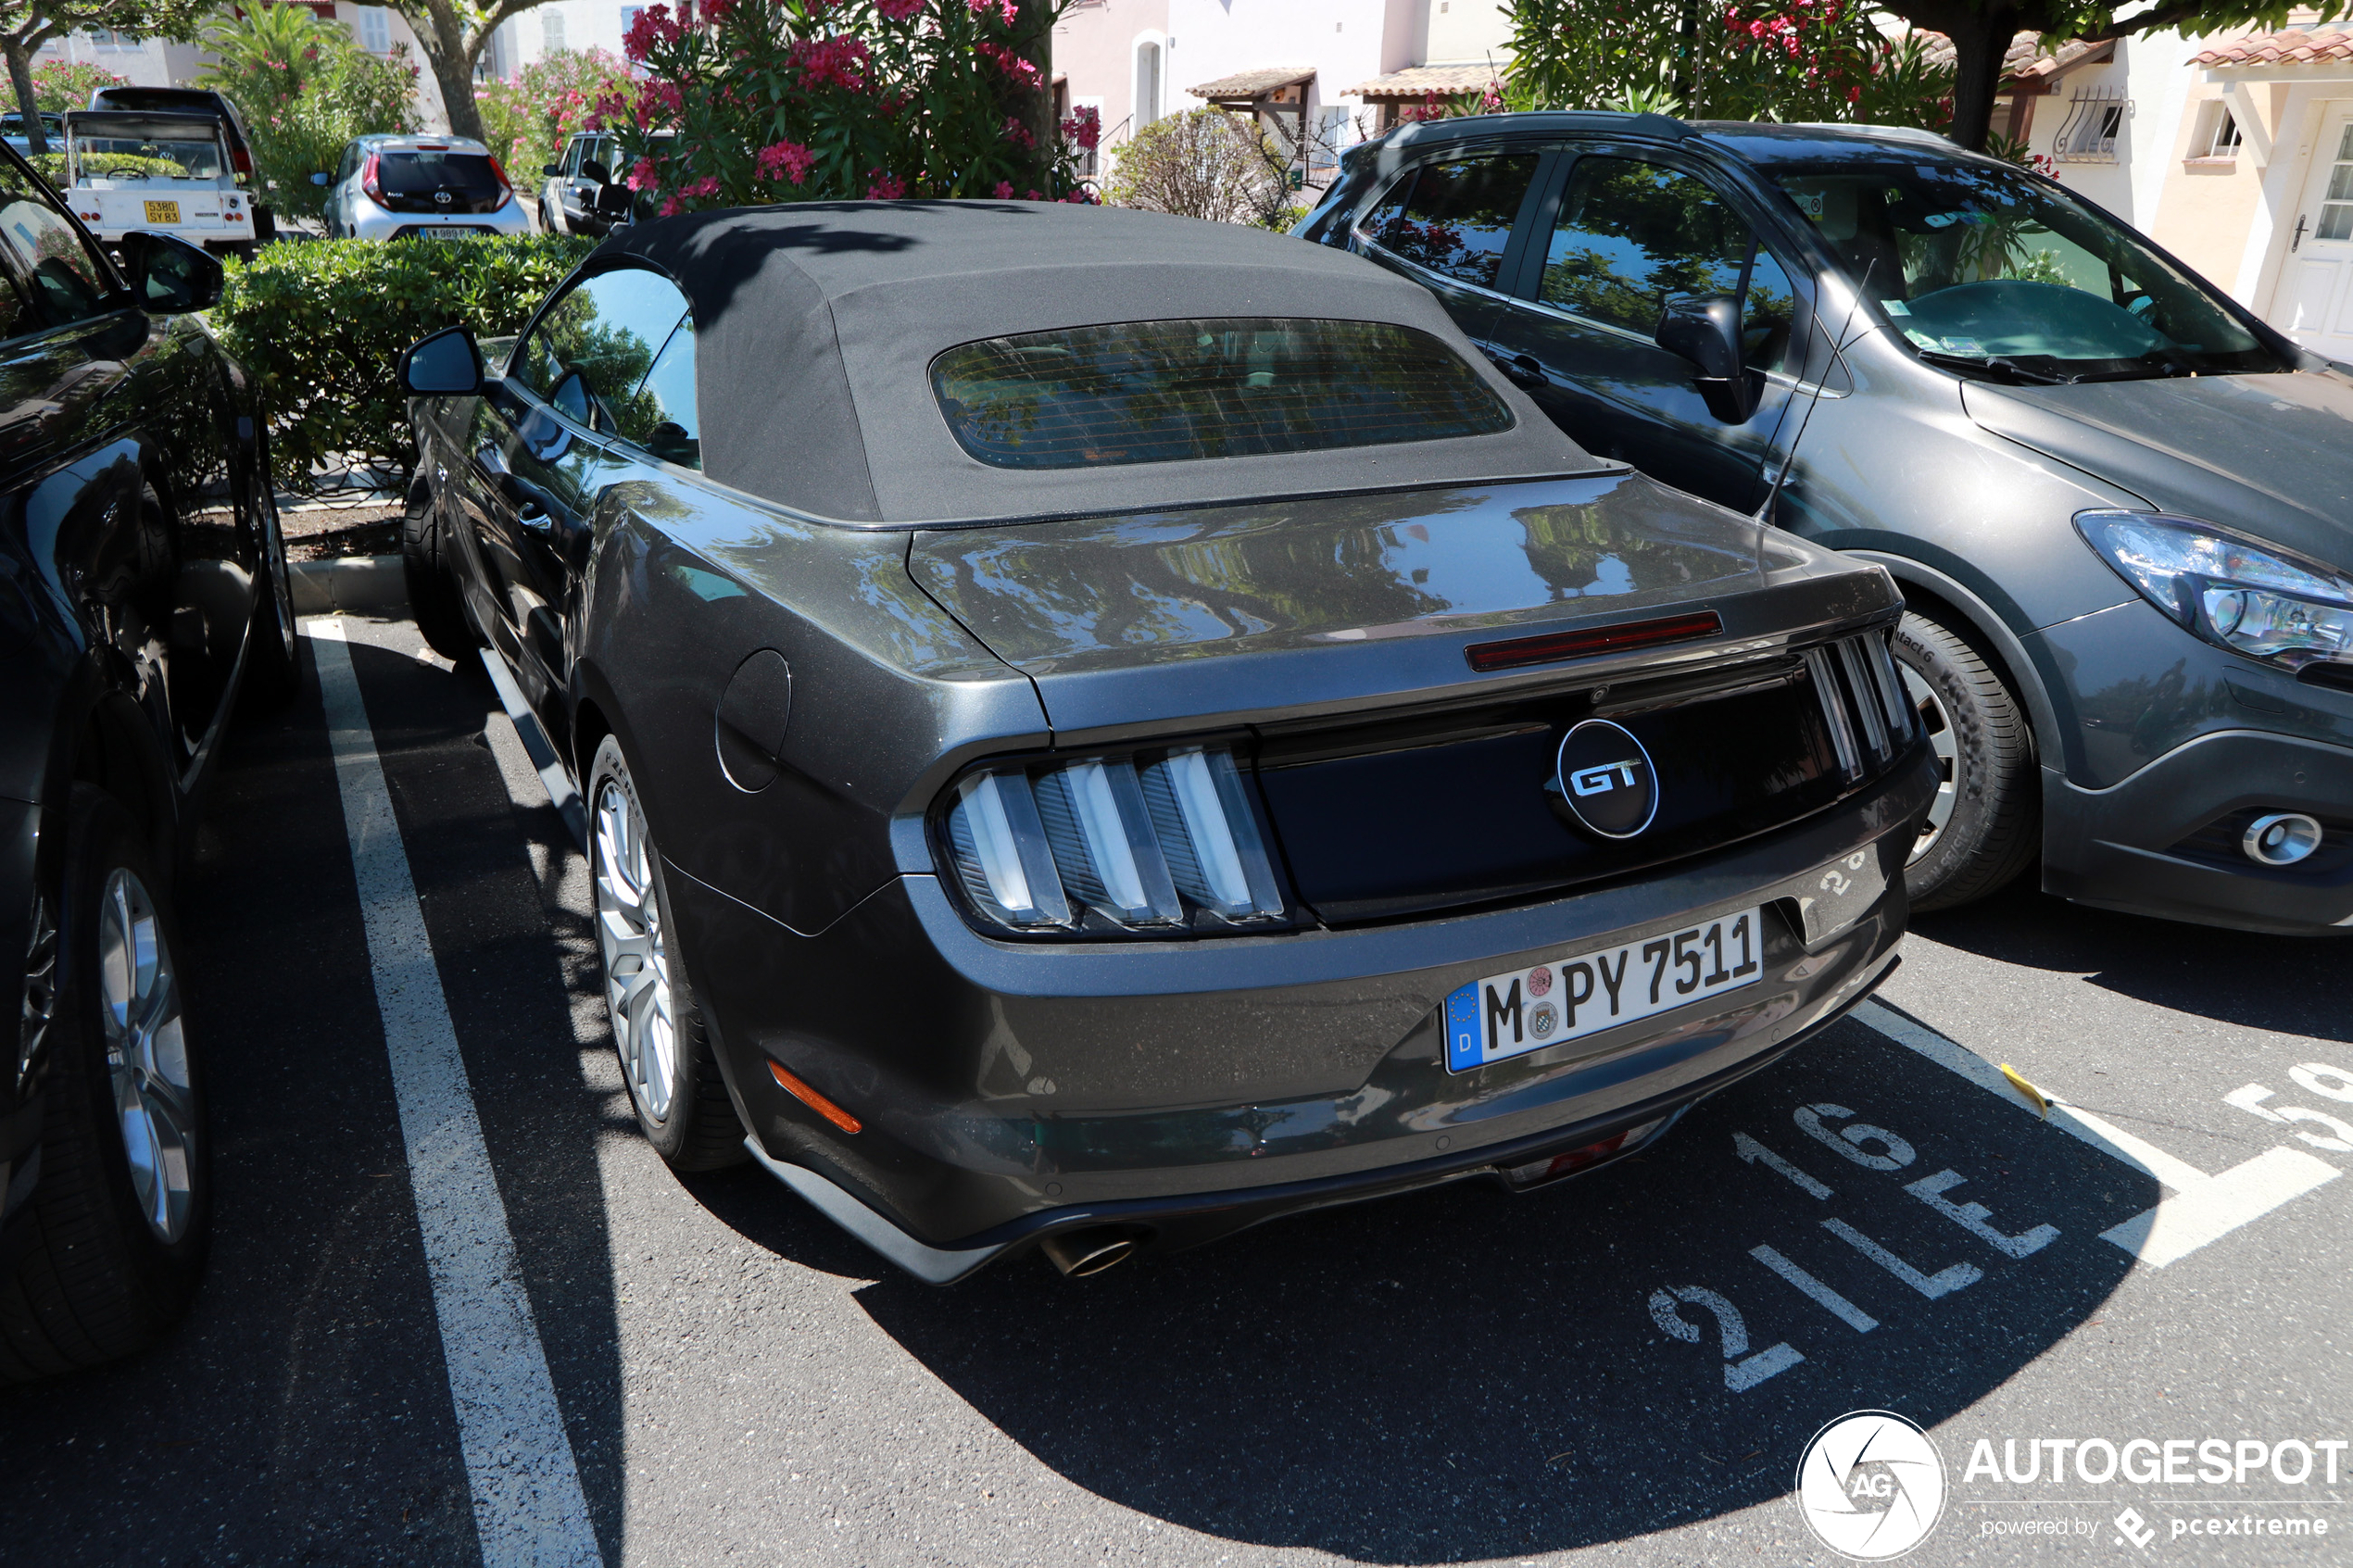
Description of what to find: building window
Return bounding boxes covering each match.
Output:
[2203,104,2242,159]
[542,7,566,51]
[88,27,140,50]
[1134,41,1162,127]
[2054,85,2128,163]
[359,6,391,53]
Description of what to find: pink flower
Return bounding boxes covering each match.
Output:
[790,33,871,90]
[1001,114,1034,148]
[626,155,661,190]
[875,0,924,16]
[660,194,684,216]
[1059,104,1101,150]
[867,170,907,199]
[992,179,1013,198]
[975,41,1041,87]
[682,176,722,198]
[965,0,1016,22]
[759,138,815,183]
[623,3,681,61]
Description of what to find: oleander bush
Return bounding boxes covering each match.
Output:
[215,232,595,489]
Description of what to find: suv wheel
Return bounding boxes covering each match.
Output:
[587,736,747,1172]
[0,787,208,1381]
[1893,608,2040,911]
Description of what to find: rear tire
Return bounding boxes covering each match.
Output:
[1894,607,2040,911]
[242,456,299,709]
[0,787,209,1382]
[401,478,479,662]
[587,736,747,1173]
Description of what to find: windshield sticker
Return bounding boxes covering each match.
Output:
[1794,190,1827,220]
[1883,299,1912,316]
[1940,337,1984,354]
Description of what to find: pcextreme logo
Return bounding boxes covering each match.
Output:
[1794,1411,1948,1561]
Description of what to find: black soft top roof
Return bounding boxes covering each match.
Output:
[590,200,1604,524]
[63,109,228,141]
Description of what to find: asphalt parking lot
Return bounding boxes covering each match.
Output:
[1,611,2345,1568]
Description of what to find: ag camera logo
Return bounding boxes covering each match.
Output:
[1795,1411,1947,1560]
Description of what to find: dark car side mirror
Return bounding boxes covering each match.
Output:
[309,170,331,186]
[118,230,221,312]
[400,326,484,397]
[543,163,562,177]
[1655,295,1760,424]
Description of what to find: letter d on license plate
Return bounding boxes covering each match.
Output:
[1443,908,1763,1072]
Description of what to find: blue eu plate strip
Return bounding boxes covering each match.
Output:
[1445,982,1481,1073]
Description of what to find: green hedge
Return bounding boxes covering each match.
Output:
[215,233,598,490]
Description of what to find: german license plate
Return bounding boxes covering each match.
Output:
[1444,908,1764,1072]
[144,199,180,224]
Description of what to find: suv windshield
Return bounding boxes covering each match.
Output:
[70,130,222,182]
[932,317,1514,470]
[1773,160,2286,383]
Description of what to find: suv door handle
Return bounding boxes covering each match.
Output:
[1486,349,1548,389]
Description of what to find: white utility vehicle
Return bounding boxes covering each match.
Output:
[59,109,257,258]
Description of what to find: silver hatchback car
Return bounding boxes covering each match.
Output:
[320,133,530,241]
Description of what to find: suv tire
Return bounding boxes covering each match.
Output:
[1893,608,2039,910]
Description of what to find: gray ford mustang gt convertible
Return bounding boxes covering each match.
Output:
[396,201,1935,1282]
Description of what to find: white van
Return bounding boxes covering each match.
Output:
[59,109,258,258]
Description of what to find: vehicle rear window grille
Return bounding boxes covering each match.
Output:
[1807,630,1911,781]
[930,317,1514,470]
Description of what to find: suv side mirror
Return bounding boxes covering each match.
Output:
[1655,295,1759,423]
[309,170,331,186]
[400,326,484,397]
[542,163,561,177]
[118,230,222,312]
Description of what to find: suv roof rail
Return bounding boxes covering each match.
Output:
[1784,121,1958,149]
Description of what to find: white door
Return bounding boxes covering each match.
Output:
[2268,105,2353,361]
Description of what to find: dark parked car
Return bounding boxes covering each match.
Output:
[0,147,296,1377]
[84,85,272,245]
[1305,113,2353,935]
[396,201,1932,1281]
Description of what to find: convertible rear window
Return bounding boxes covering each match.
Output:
[930,318,1513,470]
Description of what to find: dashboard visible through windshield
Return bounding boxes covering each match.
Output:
[1772,161,2287,383]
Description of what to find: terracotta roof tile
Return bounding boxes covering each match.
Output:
[1343,63,1502,101]
[2192,28,2353,68]
[1913,30,2112,83]
[1186,67,1316,100]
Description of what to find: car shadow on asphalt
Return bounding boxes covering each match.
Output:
[699,1017,2148,1562]
[1912,882,2350,1045]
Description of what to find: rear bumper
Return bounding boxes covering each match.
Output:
[666,745,1935,1277]
[2041,729,2353,935]
[346,197,530,240]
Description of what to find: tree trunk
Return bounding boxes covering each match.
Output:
[5,42,47,157]
[1944,12,2015,152]
[1013,0,1056,192]
[408,0,488,142]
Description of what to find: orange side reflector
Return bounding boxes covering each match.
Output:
[769,1060,862,1135]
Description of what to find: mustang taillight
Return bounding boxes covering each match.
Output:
[942,745,1285,935]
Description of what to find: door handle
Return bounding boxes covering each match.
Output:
[2292,215,2309,254]
[1485,349,1548,389]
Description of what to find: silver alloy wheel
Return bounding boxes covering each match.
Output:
[594,777,677,1123]
[98,868,195,1244]
[1901,663,1960,864]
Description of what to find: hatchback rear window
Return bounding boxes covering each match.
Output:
[380,151,502,199]
[931,318,1513,470]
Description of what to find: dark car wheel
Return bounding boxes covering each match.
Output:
[1894,608,2039,910]
[401,479,479,661]
[587,735,747,1172]
[242,457,300,708]
[0,787,208,1382]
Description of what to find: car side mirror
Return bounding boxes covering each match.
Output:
[579,158,612,185]
[400,326,484,397]
[309,170,331,186]
[1655,295,1759,423]
[542,163,561,177]
[117,230,221,312]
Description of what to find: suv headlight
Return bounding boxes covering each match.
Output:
[938,744,1288,937]
[2076,511,2353,674]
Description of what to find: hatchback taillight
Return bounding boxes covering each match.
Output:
[360,152,381,204]
[487,155,514,207]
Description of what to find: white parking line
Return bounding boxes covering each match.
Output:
[309,620,602,1568]
[1851,997,2340,1269]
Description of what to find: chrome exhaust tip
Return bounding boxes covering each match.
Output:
[1038,1228,1139,1278]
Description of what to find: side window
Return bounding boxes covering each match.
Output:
[0,162,111,329]
[629,318,699,469]
[1541,156,1795,370]
[511,266,694,458]
[1360,153,1541,291]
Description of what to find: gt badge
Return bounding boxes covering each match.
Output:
[1555,719,1658,839]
